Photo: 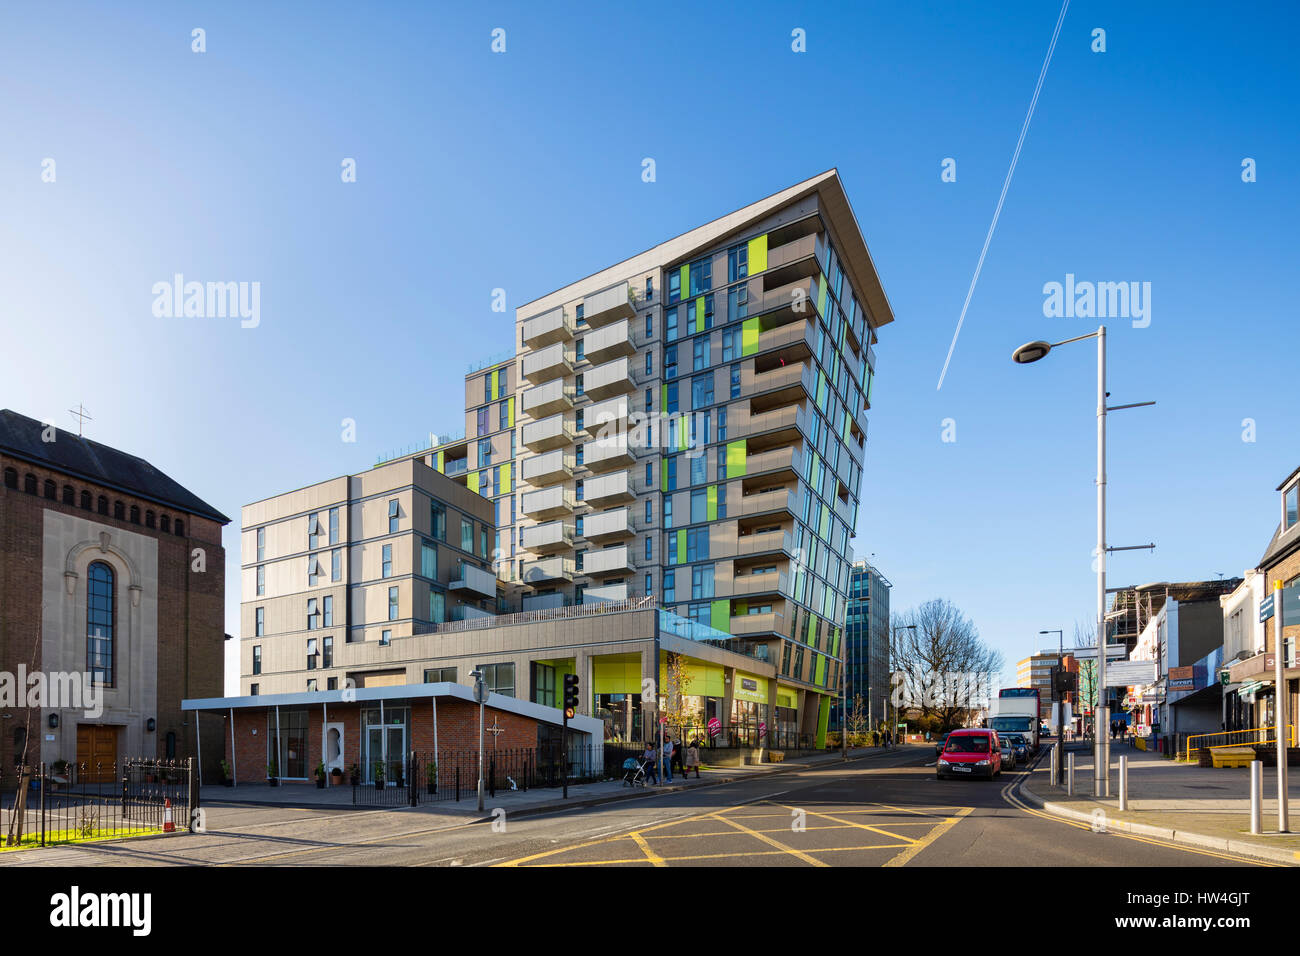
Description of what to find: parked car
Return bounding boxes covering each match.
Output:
[998,736,1016,770]
[1002,733,1030,763]
[936,729,1001,780]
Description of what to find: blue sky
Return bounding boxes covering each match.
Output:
[1,1,1295,691]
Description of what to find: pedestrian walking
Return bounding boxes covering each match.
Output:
[661,737,674,783]
[670,734,685,778]
[685,739,701,779]
[643,741,659,785]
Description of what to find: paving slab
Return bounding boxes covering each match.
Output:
[1019,739,1300,865]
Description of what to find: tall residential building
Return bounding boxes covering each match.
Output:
[239,457,497,697]
[237,169,895,750]
[508,168,892,705]
[839,561,890,730]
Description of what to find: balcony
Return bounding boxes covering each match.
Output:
[729,611,786,638]
[522,306,574,349]
[523,556,575,585]
[742,445,802,483]
[584,318,636,365]
[521,485,575,519]
[582,281,636,329]
[449,562,497,599]
[521,449,574,486]
[747,360,814,403]
[584,356,635,401]
[729,529,795,560]
[521,520,574,555]
[584,582,630,603]
[749,277,821,325]
[736,403,809,444]
[736,488,799,520]
[763,232,826,288]
[756,317,816,358]
[729,570,789,600]
[583,508,631,542]
[583,395,629,436]
[522,342,573,385]
[583,470,634,505]
[522,379,575,418]
[581,544,634,577]
[584,434,636,473]
[522,413,576,452]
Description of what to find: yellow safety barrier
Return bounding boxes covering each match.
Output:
[1184,725,1295,762]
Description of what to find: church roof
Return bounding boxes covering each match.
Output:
[0,409,229,524]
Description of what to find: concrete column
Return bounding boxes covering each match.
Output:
[641,646,658,744]
[722,666,736,745]
[766,679,779,748]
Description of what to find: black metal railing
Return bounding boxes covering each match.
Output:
[0,758,197,849]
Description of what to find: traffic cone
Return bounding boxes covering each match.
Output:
[163,798,175,832]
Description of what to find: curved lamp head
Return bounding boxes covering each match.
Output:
[1012,340,1052,364]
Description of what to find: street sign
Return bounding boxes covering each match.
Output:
[1104,660,1158,686]
[1071,645,1127,659]
[1260,594,1275,622]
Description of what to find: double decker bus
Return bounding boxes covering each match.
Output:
[988,687,1041,751]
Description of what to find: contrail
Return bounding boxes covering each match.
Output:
[936,0,1071,391]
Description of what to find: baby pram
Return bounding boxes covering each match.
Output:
[621,756,651,787]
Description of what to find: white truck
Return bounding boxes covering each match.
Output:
[987,692,1041,752]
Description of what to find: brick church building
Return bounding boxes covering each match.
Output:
[0,409,229,782]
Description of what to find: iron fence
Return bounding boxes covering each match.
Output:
[350,745,628,807]
[0,758,197,849]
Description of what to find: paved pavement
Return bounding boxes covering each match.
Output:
[1019,738,1300,864]
[2,742,1279,866]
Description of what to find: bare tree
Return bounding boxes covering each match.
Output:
[891,600,1002,732]
[1072,617,1098,715]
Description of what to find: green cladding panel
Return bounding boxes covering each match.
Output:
[490,368,499,398]
[436,450,444,473]
[499,462,512,494]
[741,317,760,356]
[507,397,515,428]
[694,297,705,333]
[747,234,768,275]
[676,530,686,565]
[807,613,818,644]
[816,694,831,749]
[817,274,827,316]
[467,471,479,494]
[710,599,729,633]
[661,459,668,492]
[706,484,718,521]
[680,264,689,297]
[726,439,747,477]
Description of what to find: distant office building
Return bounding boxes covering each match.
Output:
[1016,651,1077,722]
[838,561,889,730]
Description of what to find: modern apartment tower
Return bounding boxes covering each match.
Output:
[244,170,895,748]
[504,169,892,707]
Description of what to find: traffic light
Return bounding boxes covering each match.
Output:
[563,673,580,718]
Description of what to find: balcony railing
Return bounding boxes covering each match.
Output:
[583,508,631,542]
[583,395,629,436]
[584,435,636,472]
[521,379,575,418]
[735,403,810,441]
[582,544,633,576]
[736,488,799,519]
[521,520,574,554]
[584,356,636,401]
[449,562,497,598]
[583,470,634,505]
[584,318,636,365]
[522,342,573,384]
[743,445,802,479]
[521,449,574,486]
[582,281,636,328]
[729,570,789,599]
[729,612,786,638]
[522,414,576,452]
[521,306,574,348]
[521,485,575,519]
[522,556,575,585]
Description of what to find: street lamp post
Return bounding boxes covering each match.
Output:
[1040,629,1063,783]
[1014,326,1153,797]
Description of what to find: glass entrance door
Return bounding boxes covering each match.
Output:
[363,720,407,785]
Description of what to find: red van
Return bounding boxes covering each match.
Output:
[936,729,1001,780]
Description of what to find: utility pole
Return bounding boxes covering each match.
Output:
[1274,580,1289,832]
[471,669,486,812]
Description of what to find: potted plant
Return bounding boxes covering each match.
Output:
[220,758,233,786]
[314,762,326,789]
[267,760,279,787]
[373,761,385,791]
[348,763,360,786]
[329,765,344,786]
[426,761,437,795]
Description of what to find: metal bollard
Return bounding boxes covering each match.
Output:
[1251,760,1263,835]
[1067,752,1075,796]
[1051,743,1059,786]
[1118,755,1128,811]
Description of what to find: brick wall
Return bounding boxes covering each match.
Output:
[0,452,227,781]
